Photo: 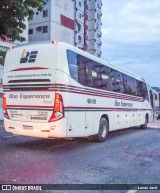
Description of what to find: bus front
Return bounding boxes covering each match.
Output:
[3,42,67,138]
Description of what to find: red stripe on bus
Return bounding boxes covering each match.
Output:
[64,107,152,111]
[7,105,152,111]
[4,89,143,102]
[58,90,143,102]
[7,105,53,108]
[3,83,143,101]
[4,89,142,102]
[10,67,49,72]
[51,83,143,100]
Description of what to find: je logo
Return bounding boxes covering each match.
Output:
[20,49,38,63]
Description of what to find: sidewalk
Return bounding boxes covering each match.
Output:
[148,119,160,128]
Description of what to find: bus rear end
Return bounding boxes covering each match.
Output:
[3,42,67,138]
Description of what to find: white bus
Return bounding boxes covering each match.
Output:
[3,42,153,142]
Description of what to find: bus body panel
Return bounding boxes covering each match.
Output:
[4,117,67,138]
[4,44,58,72]
[5,90,54,122]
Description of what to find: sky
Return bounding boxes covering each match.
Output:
[101,0,160,87]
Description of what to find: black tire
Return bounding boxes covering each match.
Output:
[140,115,148,129]
[89,118,109,142]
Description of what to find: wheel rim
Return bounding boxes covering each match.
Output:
[101,124,107,138]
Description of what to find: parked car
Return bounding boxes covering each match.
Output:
[156,111,160,120]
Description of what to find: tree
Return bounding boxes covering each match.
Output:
[0,0,44,42]
[0,50,6,66]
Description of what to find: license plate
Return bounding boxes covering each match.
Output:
[23,125,33,130]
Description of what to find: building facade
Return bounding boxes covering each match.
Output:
[28,0,102,57]
[0,40,12,52]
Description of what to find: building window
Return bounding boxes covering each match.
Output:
[79,1,82,7]
[78,13,83,18]
[97,3,101,9]
[97,42,101,48]
[43,26,48,33]
[96,23,99,30]
[78,35,81,43]
[28,29,33,35]
[43,10,48,17]
[97,53,101,57]
[36,26,42,32]
[44,0,48,5]
[97,13,101,20]
[97,33,101,38]
[36,12,39,15]
[77,22,81,31]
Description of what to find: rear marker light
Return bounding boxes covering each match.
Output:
[41,130,50,132]
[9,127,15,129]
[49,93,64,122]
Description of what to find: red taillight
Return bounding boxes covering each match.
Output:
[3,93,6,110]
[3,93,10,119]
[49,93,64,122]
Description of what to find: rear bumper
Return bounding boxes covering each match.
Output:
[4,118,67,138]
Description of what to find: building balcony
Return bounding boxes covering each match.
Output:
[87,0,102,11]
[75,0,84,12]
[87,30,102,41]
[75,21,84,34]
[87,20,101,32]
[86,39,102,52]
[75,9,84,24]
[88,9,102,21]
[74,32,84,45]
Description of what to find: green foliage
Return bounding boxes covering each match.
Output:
[0,50,6,66]
[0,0,44,42]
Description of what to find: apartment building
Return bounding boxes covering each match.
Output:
[28,0,102,57]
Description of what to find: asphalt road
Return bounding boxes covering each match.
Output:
[0,120,160,193]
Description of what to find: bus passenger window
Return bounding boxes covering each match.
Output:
[67,50,78,81]
[137,81,149,100]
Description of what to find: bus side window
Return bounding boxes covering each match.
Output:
[67,50,78,81]
[142,82,149,101]
[111,70,124,93]
[137,81,149,101]
[77,55,91,87]
[101,66,111,91]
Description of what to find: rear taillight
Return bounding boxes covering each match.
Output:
[49,93,64,122]
[3,93,6,109]
[3,93,10,119]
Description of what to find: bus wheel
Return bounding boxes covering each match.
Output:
[92,118,109,142]
[140,115,148,129]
